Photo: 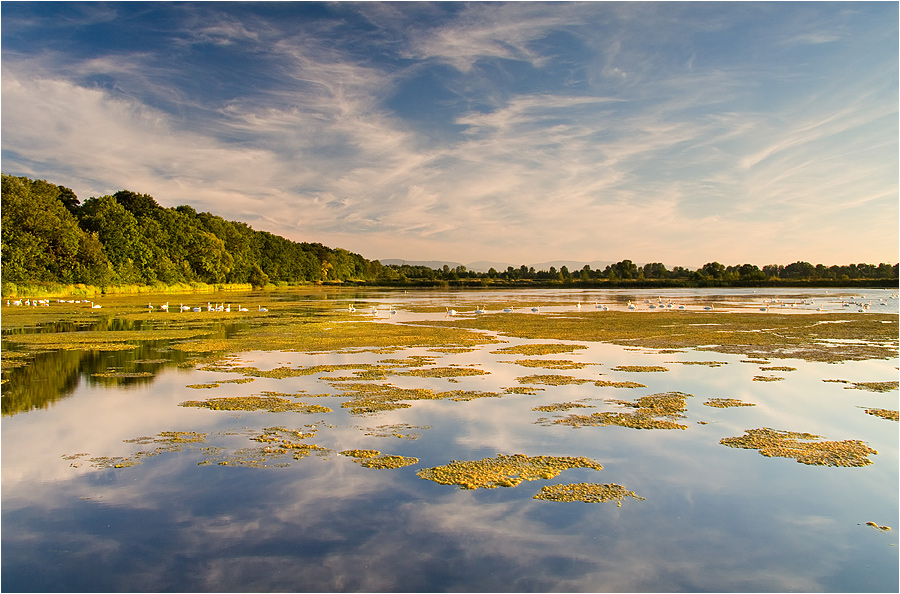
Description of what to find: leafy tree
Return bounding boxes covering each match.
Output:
[701,262,726,279]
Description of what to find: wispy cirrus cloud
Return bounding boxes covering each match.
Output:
[2,2,896,266]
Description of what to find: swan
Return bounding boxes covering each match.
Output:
[627,301,636,310]
[238,305,249,312]
[503,307,513,313]
[475,305,485,314]
[259,305,268,312]
[148,302,154,311]
[532,306,540,313]
[348,304,356,313]
[91,301,102,309]
[446,307,458,316]
[160,302,169,311]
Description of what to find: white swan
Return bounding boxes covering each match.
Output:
[446,307,458,316]
[503,307,513,313]
[475,305,485,314]
[259,305,268,312]
[91,301,102,309]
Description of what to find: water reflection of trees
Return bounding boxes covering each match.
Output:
[1,341,196,416]
[3,317,250,415]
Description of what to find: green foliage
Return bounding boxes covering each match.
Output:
[2,174,378,288]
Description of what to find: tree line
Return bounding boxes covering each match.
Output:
[1,174,382,289]
[381,259,897,285]
[2,174,896,292]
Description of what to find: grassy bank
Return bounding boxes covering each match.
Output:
[1,281,257,299]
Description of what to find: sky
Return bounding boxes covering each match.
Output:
[2,1,897,269]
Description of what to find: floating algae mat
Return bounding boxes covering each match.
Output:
[417,453,603,489]
[435,311,899,362]
[3,288,898,592]
[703,398,756,408]
[492,343,589,356]
[340,450,419,469]
[720,428,878,467]
[594,380,646,388]
[516,374,591,386]
[180,394,332,414]
[545,392,692,430]
[507,359,589,369]
[864,408,899,421]
[532,401,594,412]
[823,379,899,393]
[533,482,645,506]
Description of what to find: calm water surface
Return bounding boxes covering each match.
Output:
[2,288,898,592]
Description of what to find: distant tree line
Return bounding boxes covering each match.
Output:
[379,258,898,286]
[2,174,896,292]
[1,174,382,288]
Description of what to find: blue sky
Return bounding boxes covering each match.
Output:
[2,2,897,268]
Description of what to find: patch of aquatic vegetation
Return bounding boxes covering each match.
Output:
[6,329,215,353]
[532,402,593,412]
[432,311,898,363]
[380,355,438,366]
[503,386,544,395]
[186,378,256,389]
[180,394,332,414]
[428,347,478,354]
[594,380,646,388]
[175,319,501,355]
[202,427,330,466]
[720,428,878,467]
[533,482,645,506]
[544,392,692,430]
[863,408,899,421]
[395,366,489,378]
[91,371,154,378]
[360,423,430,439]
[340,450,419,469]
[823,379,898,393]
[759,366,797,372]
[516,374,591,386]
[611,365,669,372]
[866,522,892,532]
[507,359,588,370]
[753,375,784,382]
[65,431,208,469]
[671,361,729,367]
[340,449,380,458]
[703,398,756,408]
[741,359,770,364]
[329,382,507,414]
[492,343,588,356]
[0,350,31,370]
[416,453,603,490]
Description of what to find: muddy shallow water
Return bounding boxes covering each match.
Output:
[2,287,898,592]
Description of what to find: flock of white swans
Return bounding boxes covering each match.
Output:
[5,293,896,316]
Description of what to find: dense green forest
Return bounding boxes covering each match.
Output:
[1,174,383,291]
[1,173,897,295]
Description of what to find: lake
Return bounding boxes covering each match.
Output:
[2,287,898,592]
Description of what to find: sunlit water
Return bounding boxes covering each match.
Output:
[2,288,898,592]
